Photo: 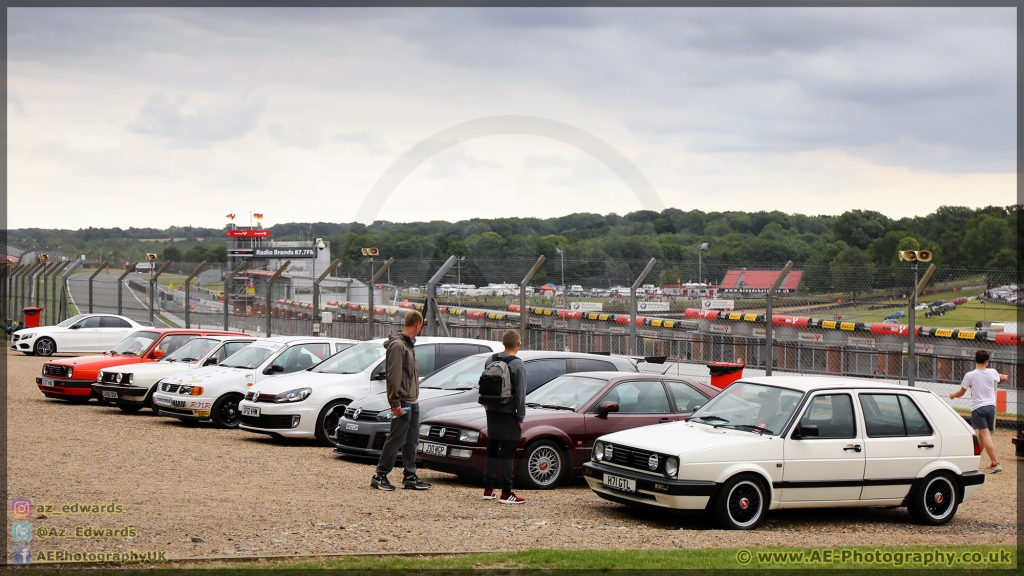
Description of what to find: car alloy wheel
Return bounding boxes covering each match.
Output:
[212,393,243,429]
[518,440,568,489]
[34,338,55,356]
[909,472,959,525]
[315,400,349,447]
[716,474,767,530]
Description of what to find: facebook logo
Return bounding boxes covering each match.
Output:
[12,521,32,542]
[12,545,32,565]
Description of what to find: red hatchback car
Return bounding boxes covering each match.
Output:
[36,328,247,403]
[417,372,719,489]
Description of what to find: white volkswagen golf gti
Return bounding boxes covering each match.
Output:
[584,377,984,529]
[238,337,502,446]
[152,336,357,428]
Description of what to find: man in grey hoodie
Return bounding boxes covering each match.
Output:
[481,330,527,504]
[371,310,431,491]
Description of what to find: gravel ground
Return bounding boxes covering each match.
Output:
[5,351,1018,561]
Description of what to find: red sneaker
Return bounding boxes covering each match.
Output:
[499,491,525,505]
[483,488,496,500]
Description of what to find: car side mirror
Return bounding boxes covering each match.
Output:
[69,324,80,330]
[151,349,164,359]
[265,364,285,374]
[203,357,219,366]
[371,366,386,381]
[793,424,818,439]
[597,401,619,419]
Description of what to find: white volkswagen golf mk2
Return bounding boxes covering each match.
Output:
[584,377,984,529]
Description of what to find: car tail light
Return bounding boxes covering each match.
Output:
[973,434,981,456]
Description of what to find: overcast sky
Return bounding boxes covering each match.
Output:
[6,7,1016,230]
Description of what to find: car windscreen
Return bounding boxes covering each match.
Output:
[163,338,219,363]
[421,355,489,390]
[56,314,87,328]
[110,331,161,356]
[313,342,385,375]
[525,375,609,411]
[220,341,281,369]
[689,382,804,435]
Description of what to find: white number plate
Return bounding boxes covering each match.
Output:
[603,473,636,493]
[40,378,55,386]
[101,390,119,399]
[421,442,447,457]
[345,423,359,431]
[241,406,260,417]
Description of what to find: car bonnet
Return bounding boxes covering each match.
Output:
[251,370,363,394]
[599,421,774,458]
[160,365,249,387]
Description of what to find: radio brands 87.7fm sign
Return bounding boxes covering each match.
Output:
[253,247,316,258]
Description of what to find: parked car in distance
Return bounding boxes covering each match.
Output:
[93,335,256,413]
[12,314,145,356]
[417,373,719,489]
[238,337,503,447]
[334,351,640,460]
[884,310,905,320]
[36,329,247,403]
[583,377,983,530]
[952,297,969,305]
[152,337,357,429]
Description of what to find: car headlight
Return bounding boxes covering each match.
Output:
[273,388,312,403]
[20,333,34,339]
[593,441,605,461]
[178,386,204,396]
[458,430,480,444]
[123,374,133,385]
[376,410,393,422]
[665,457,679,478]
[418,424,431,437]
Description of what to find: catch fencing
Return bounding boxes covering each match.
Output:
[3,257,1021,415]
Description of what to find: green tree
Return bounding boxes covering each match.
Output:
[162,245,183,261]
[961,216,1012,265]
[833,210,892,249]
[830,246,875,296]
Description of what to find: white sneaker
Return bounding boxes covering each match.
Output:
[987,464,1002,474]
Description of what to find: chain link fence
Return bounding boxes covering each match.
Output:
[5,257,1021,417]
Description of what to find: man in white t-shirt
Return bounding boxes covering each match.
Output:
[950,349,1008,473]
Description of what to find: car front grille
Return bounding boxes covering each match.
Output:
[160,383,182,393]
[337,431,371,448]
[605,444,668,475]
[43,364,70,378]
[425,426,461,441]
[100,372,119,383]
[241,415,294,429]
[343,406,382,421]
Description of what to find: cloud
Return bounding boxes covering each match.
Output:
[8,88,27,117]
[267,122,323,149]
[128,93,264,147]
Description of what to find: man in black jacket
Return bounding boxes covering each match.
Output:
[482,330,527,504]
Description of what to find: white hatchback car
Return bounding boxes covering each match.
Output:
[93,335,256,413]
[238,337,503,446]
[584,377,984,529]
[152,337,357,428]
[11,313,145,356]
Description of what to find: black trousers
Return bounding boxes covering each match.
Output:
[375,403,419,478]
[483,437,520,492]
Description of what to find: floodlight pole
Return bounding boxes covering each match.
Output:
[907,263,937,388]
[630,258,657,355]
[368,258,395,339]
[764,261,794,377]
[265,260,291,337]
[425,256,458,337]
[87,261,109,314]
[223,259,249,331]
[520,256,546,349]
[117,262,138,317]
[184,261,208,328]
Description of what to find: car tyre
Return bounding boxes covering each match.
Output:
[517,440,569,490]
[714,474,768,530]
[211,393,244,429]
[118,404,143,414]
[908,472,959,525]
[315,400,350,447]
[34,338,55,357]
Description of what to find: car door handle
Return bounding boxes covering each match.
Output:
[843,444,862,452]
[659,418,672,423]
[917,443,934,449]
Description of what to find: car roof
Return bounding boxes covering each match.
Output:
[360,336,501,346]
[253,336,355,342]
[462,350,636,366]
[734,376,933,393]
[189,335,257,342]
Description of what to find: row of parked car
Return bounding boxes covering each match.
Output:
[24,313,985,530]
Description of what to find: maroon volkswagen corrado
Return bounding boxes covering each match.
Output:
[416,372,719,489]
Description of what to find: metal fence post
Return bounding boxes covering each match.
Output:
[16,265,33,317]
[150,261,172,326]
[224,258,250,331]
[265,260,291,337]
[45,262,70,325]
[87,261,109,314]
[22,264,41,313]
[764,261,794,376]
[117,262,138,317]
[57,260,82,321]
[519,256,547,349]
[907,263,937,388]
[183,261,208,329]
[40,263,52,320]
[312,259,341,336]
[33,263,49,306]
[368,258,395,339]
[630,258,657,355]
[425,256,458,337]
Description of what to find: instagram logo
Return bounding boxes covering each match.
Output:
[11,498,33,519]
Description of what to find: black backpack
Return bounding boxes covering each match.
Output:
[478,355,516,406]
